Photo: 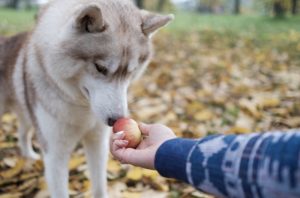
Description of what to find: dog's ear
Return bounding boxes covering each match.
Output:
[141,11,174,36]
[75,5,105,33]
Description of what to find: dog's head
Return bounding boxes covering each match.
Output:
[34,0,173,126]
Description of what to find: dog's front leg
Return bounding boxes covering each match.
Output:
[39,116,81,198]
[44,149,70,198]
[82,126,110,198]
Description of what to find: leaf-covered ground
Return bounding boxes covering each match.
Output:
[1,16,300,198]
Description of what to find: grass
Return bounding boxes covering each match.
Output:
[0,7,300,38]
[166,12,300,38]
[0,7,36,35]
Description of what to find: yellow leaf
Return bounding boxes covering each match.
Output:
[122,191,141,198]
[3,157,17,167]
[186,102,204,116]
[0,142,16,149]
[142,169,159,180]
[227,127,250,134]
[69,156,85,170]
[191,191,215,198]
[108,159,121,173]
[20,172,40,181]
[194,110,214,121]
[34,159,44,171]
[230,113,254,134]
[239,98,262,119]
[136,104,167,120]
[286,117,300,127]
[0,193,22,198]
[126,167,143,181]
[259,98,280,108]
[1,114,16,123]
[0,158,25,179]
[82,180,91,191]
[271,108,289,116]
[18,178,37,191]
[38,177,47,190]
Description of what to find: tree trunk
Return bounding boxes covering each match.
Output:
[7,0,20,9]
[25,0,33,10]
[291,0,298,15]
[157,0,166,12]
[135,0,144,9]
[273,1,285,17]
[234,0,240,14]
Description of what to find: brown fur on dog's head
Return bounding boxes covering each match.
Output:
[31,0,173,124]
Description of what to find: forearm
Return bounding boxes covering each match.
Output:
[155,131,300,198]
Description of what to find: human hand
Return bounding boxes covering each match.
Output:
[110,123,176,170]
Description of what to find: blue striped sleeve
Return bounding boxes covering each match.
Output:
[154,131,300,198]
[154,138,197,183]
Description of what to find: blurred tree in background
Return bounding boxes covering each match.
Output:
[157,0,167,11]
[196,0,225,13]
[255,0,299,17]
[234,0,241,14]
[291,0,298,14]
[135,0,144,9]
[2,0,299,15]
[4,0,33,9]
[135,0,174,11]
[6,0,20,9]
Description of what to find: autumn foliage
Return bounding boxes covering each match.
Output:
[1,13,300,198]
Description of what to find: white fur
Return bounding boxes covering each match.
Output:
[1,0,173,197]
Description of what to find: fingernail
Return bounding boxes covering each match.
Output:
[115,131,124,138]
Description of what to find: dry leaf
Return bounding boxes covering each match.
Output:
[259,98,280,108]
[0,158,25,179]
[126,167,143,181]
[194,110,214,121]
[1,114,16,123]
[68,156,85,171]
[122,191,141,198]
[0,193,22,198]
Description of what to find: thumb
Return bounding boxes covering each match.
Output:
[113,147,155,169]
[138,123,151,135]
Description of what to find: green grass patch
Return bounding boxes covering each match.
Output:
[0,7,36,35]
[166,12,300,38]
[0,7,300,41]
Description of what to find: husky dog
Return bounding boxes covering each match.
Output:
[0,0,173,197]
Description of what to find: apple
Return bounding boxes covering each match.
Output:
[113,118,142,148]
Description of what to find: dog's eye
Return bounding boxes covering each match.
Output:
[94,63,108,76]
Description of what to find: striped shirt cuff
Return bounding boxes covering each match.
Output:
[154,138,197,183]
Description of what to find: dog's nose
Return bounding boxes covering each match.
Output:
[107,118,118,127]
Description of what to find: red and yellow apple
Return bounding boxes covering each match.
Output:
[113,118,142,148]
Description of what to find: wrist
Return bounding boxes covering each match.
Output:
[154,138,197,182]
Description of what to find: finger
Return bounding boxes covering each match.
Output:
[112,139,128,152]
[138,123,151,135]
[114,140,128,148]
[114,148,155,169]
[112,131,125,141]
[110,131,125,151]
[110,140,128,156]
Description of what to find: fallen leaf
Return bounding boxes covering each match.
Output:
[122,191,141,198]
[68,156,85,171]
[259,98,280,108]
[0,158,25,179]
[194,110,214,121]
[126,167,143,181]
